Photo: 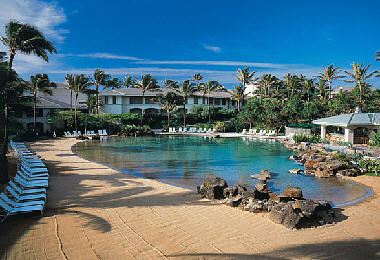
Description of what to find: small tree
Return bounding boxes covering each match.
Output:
[155,92,181,129]
[319,65,344,99]
[198,81,224,122]
[28,74,56,134]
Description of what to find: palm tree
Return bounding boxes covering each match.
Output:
[198,81,224,122]
[0,21,56,179]
[344,62,377,105]
[228,84,246,112]
[283,73,301,98]
[316,79,328,100]
[28,74,56,134]
[65,74,75,110]
[89,69,111,114]
[319,65,344,99]
[259,74,278,97]
[302,77,315,102]
[191,73,203,87]
[165,80,197,126]
[235,67,256,94]
[123,76,133,88]
[0,21,56,71]
[155,92,180,129]
[132,74,160,125]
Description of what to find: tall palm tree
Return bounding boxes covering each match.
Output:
[259,74,278,97]
[302,77,315,102]
[123,76,133,88]
[319,65,344,99]
[198,81,224,122]
[155,92,181,129]
[65,74,76,110]
[0,21,56,179]
[344,62,377,105]
[283,73,300,98]
[316,79,328,100]
[191,73,203,87]
[29,74,56,134]
[89,69,111,114]
[235,67,256,93]
[132,74,160,125]
[165,80,197,126]
[228,84,246,112]
[0,21,56,71]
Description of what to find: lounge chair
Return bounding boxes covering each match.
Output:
[103,129,108,136]
[9,181,46,195]
[78,131,82,136]
[6,186,46,201]
[0,198,43,222]
[183,127,188,132]
[0,194,45,207]
[73,131,78,137]
[202,128,207,133]
[178,127,183,133]
[14,176,48,188]
[98,130,103,135]
[18,171,48,181]
[242,129,247,135]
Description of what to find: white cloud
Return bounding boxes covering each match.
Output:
[58,53,143,61]
[0,0,67,42]
[203,44,221,53]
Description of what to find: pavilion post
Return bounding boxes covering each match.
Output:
[321,125,326,139]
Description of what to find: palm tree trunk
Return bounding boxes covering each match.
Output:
[328,80,331,99]
[74,93,78,131]
[167,109,170,129]
[208,96,211,123]
[70,91,73,110]
[96,84,99,114]
[141,93,144,126]
[359,82,362,105]
[183,99,186,127]
[33,93,37,134]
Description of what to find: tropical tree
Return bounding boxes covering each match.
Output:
[89,69,111,114]
[344,62,377,105]
[319,65,344,99]
[316,79,328,100]
[284,73,301,98]
[301,77,315,102]
[259,74,278,97]
[66,74,90,131]
[191,73,203,87]
[228,84,246,112]
[155,92,181,129]
[0,21,56,182]
[65,74,75,110]
[132,74,160,125]
[235,67,256,94]
[165,80,197,126]
[123,76,133,88]
[199,81,224,122]
[28,74,56,134]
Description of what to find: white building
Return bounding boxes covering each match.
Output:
[244,83,260,98]
[14,83,88,134]
[99,88,236,115]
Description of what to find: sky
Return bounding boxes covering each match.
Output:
[0,0,379,89]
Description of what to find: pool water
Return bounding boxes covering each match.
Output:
[74,136,371,207]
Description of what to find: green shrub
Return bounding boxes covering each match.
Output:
[336,141,352,147]
[370,131,380,147]
[332,153,350,165]
[293,134,321,144]
[358,157,380,176]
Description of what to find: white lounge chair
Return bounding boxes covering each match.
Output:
[178,127,183,133]
[242,129,247,135]
[183,127,188,132]
[73,131,78,137]
[203,128,207,133]
[98,130,103,135]
[90,131,95,136]
[212,128,216,133]
[103,129,108,136]
[78,131,82,136]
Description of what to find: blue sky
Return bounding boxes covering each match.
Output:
[0,0,379,89]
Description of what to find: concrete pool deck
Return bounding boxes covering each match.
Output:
[1,138,380,259]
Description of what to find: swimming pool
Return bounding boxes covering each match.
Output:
[74,136,371,207]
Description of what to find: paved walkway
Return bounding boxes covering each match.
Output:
[1,138,380,259]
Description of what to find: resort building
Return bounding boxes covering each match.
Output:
[99,88,236,115]
[14,83,88,134]
[313,108,380,144]
[244,83,260,98]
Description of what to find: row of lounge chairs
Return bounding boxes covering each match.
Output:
[168,127,216,134]
[64,129,108,137]
[241,129,276,136]
[0,141,49,222]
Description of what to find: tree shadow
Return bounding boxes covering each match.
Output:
[167,239,380,259]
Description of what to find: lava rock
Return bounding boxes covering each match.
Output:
[282,186,303,199]
[197,177,228,200]
[223,185,247,198]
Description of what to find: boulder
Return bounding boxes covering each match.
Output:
[289,155,299,161]
[197,177,228,200]
[223,185,247,198]
[336,168,359,177]
[223,195,243,207]
[255,181,267,192]
[282,186,303,199]
[241,189,257,199]
[314,169,334,178]
[269,202,302,229]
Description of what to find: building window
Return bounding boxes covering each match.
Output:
[112,96,117,104]
[202,97,206,104]
[232,100,236,106]
[105,96,110,104]
[185,97,188,104]
[145,97,155,104]
[222,99,226,105]
[130,96,143,104]
[194,97,198,104]
[214,98,221,105]
[36,108,44,117]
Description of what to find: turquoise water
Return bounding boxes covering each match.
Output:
[74,136,371,207]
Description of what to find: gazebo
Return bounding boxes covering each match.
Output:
[313,108,380,144]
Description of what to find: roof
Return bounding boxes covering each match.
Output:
[313,113,380,127]
[99,87,233,98]
[27,83,88,109]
